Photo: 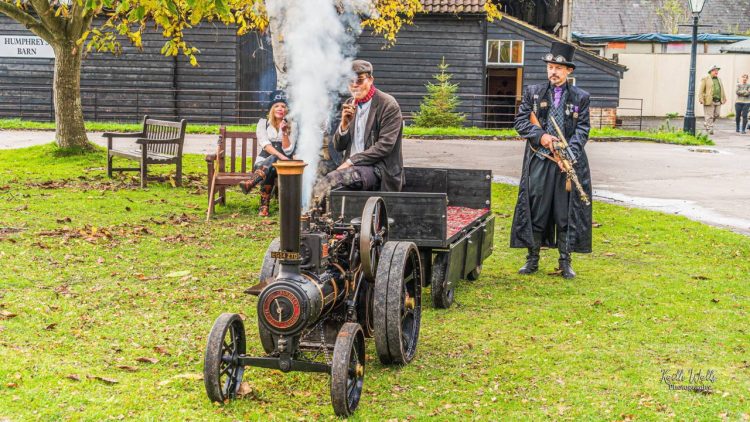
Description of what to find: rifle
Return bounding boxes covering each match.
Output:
[529,112,590,206]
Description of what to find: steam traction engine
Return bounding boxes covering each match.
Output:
[203,161,422,416]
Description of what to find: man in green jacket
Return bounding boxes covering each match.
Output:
[699,65,726,135]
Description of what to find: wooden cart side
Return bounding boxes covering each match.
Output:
[435,214,496,287]
[329,190,447,248]
[446,168,492,209]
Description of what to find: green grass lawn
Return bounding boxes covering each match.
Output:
[0,145,748,420]
[0,118,713,146]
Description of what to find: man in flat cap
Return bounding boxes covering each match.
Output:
[312,59,404,207]
[699,65,726,135]
[511,41,593,279]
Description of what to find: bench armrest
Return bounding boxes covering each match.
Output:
[135,137,182,145]
[102,132,144,138]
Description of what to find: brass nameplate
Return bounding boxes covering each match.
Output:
[271,251,300,260]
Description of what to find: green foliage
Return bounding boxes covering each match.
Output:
[413,58,466,128]
[0,144,748,419]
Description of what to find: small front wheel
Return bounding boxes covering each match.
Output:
[330,322,366,417]
[204,313,246,403]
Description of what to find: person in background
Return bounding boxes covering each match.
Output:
[240,90,296,217]
[735,74,750,134]
[698,65,726,135]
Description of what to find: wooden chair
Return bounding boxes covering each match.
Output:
[206,127,259,214]
[104,115,188,188]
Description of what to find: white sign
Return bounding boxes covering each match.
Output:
[0,36,54,59]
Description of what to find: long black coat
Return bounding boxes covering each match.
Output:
[333,89,404,192]
[511,82,593,253]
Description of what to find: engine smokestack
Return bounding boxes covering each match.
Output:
[273,160,307,277]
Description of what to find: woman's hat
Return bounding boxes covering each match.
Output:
[268,90,288,110]
[542,42,576,69]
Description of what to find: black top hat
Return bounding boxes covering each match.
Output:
[542,42,576,69]
[268,90,288,111]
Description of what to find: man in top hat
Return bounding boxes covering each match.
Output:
[699,65,726,135]
[511,41,593,279]
[312,59,404,207]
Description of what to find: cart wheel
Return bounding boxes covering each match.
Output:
[466,264,482,281]
[360,197,388,282]
[259,237,281,285]
[330,322,366,417]
[204,313,246,403]
[374,241,422,365]
[431,253,454,309]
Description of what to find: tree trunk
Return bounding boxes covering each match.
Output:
[52,41,91,149]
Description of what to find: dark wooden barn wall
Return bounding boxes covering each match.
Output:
[0,16,239,123]
[357,15,486,125]
[487,18,622,107]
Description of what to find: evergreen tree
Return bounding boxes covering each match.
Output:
[413,58,466,127]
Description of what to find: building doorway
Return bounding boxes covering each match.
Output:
[486,68,522,128]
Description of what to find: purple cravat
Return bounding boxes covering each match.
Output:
[553,86,563,107]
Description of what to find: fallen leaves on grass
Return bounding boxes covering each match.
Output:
[65,374,81,382]
[36,224,153,245]
[165,270,191,278]
[87,375,118,385]
[117,366,139,372]
[135,357,158,364]
[154,345,170,355]
[0,310,17,319]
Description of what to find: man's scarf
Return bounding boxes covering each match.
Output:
[355,85,377,106]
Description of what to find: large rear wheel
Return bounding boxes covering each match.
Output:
[374,241,422,365]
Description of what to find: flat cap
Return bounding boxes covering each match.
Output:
[352,59,373,75]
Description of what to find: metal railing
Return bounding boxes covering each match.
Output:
[0,85,642,130]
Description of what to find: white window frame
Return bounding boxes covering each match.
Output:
[486,40,525,66]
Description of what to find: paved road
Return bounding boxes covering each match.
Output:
[2,119,749,235]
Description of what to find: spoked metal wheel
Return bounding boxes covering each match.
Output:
[374,241,422,365]
[430,253,454,309]
[204,313,247,403]
[330,322,366,417]
[466,264,482,281]
[360,197,389,282]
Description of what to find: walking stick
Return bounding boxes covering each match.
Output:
[206,140,222,221]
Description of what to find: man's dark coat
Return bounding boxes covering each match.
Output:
[511,82,593,253]
[333,89,404,192]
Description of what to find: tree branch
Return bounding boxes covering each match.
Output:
[28,0,66,41]
[0,1,55,42]
[67,1,94,39]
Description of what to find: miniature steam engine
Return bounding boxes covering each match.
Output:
[203,161,423,416]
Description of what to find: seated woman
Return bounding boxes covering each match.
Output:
[240,90,296,216]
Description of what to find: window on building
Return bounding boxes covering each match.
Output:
[487,40,524,65]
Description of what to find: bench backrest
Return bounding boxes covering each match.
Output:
[143,116,187,157]
[218,126,258,174]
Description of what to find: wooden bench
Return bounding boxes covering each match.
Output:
[103,115,187,188]
[206,127,259,214]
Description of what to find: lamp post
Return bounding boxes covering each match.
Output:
[683,0,707,135]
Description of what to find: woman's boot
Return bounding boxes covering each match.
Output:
[239,169,265,195]
[258,184,273,217]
